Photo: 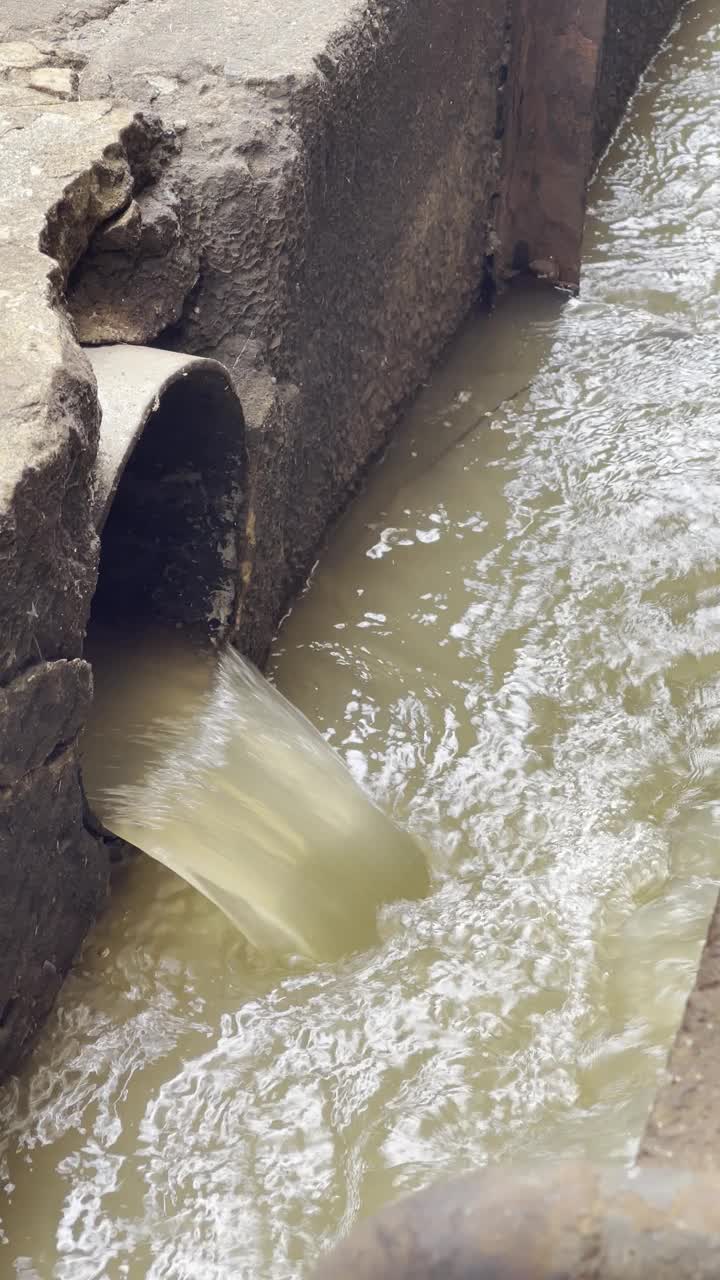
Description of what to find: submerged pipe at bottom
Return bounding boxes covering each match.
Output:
[312,1162,720,1279]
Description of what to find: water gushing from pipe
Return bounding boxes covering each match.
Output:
[83,624,429,961]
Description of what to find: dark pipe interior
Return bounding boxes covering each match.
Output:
[91,368,246,636]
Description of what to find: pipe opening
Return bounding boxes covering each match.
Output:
[88,347,246,638]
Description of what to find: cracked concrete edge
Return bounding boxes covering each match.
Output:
[639,892,720,1172]
[0,45,172,1072]
[0,63,172,680]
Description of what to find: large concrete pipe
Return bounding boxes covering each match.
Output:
[313,1162,720,1279]
[88,344,246,637]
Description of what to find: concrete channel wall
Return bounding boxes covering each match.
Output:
[0,0,686,1082]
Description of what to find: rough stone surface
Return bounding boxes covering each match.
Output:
[0,78,171,681]
[0,659,92,787]
[0,747,104,1067]
[68,186,199,343]
[0,49,172,1073]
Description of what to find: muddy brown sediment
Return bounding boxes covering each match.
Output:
[0,0,687,1077]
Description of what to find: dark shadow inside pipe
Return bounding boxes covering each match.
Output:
[91,366,246,637]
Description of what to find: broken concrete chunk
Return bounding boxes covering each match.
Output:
[93,197,143,250]
[68,186,199,343]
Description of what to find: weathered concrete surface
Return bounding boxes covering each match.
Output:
[312,1162,720,1280]
[639,894,720,1172]
[0,54,171,1072]
[2,0,512,667]
[2,0,689,662]
[89,344,246,631]
[69,187,199,344]
[0,660,92,788]
[0,0,689,1078]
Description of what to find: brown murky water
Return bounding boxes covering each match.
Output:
[3,2,720,1275]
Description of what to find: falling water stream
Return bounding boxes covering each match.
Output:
[2,2,720,1275]
[81,627,429,962]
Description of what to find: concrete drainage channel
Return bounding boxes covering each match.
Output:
[1,0,717,1269]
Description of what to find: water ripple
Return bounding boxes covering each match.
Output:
[2,4,720,1277]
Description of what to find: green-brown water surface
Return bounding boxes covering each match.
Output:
[2,3,720,1275]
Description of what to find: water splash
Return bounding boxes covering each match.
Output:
[2,6,720,1276]
[83,629,429,961]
